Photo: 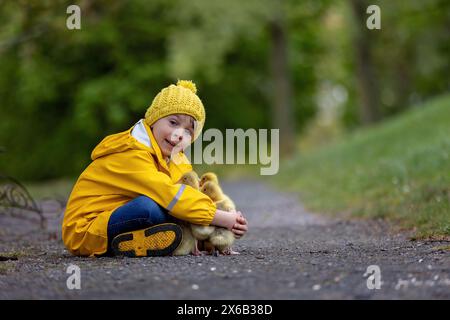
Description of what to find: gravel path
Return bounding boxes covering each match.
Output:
[0,180,449,299]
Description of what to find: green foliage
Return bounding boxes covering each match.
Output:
[0,0,325,180]
[277,94,450,238]
[0,1,176,179]
[0,0,448,181]
[322,0,450,126]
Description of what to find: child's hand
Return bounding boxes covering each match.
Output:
[231,211,248,239]
[211,209,248,237]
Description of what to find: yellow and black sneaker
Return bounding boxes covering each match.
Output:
[111,223,182,257]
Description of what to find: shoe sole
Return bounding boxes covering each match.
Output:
[111,223,182,257]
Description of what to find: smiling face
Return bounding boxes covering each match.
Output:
[151,114,195,159]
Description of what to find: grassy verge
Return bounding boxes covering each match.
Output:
[276,94,450,239]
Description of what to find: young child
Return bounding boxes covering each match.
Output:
[62,80,248,257]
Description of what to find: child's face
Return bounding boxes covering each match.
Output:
[151,114,195,158]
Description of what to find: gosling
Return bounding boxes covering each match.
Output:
[199,172,219,187]
[200,181,238,255]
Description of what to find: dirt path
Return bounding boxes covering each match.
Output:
[0,180,449,299]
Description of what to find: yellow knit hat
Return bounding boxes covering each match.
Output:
[144,80,205,140]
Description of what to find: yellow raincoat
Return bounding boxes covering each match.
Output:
[62,120,216,257]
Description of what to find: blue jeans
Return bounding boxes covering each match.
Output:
[106,195,176,253]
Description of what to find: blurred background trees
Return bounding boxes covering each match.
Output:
[0,0,448,181]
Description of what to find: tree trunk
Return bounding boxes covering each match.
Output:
[349,0,381,124]
[268,4,296,155]
[394,40,413,113]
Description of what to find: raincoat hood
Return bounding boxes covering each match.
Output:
[91,119,187,175]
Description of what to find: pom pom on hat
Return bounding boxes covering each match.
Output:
[177,79,197,94]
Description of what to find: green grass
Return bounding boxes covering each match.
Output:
[277,94,450,239]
